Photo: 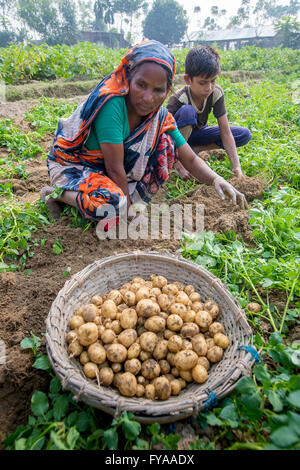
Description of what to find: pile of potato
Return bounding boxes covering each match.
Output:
[66,275,230,401]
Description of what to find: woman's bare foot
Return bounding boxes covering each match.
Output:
[40,186,63,219]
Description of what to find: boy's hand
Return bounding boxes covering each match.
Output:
[213,176,248,209]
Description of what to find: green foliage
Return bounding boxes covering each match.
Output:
[25,97,78,135]
[0,118,44,159]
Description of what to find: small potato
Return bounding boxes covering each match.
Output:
[174,350,198,371]
[111,362,122,373]
[141,359,161,380]
[69,315,84,330]
[150,287,162,298]
[165,373,176,382]
[152,275,168,288]
[78,323,98,346]
[153,339,168,360]
[66,330,78,344]
[195,310,213,330]
[184,309,196,323]
[94,316,101,325]
[159,359,170,375]
[101,300,117,320]
[136,299,160,318]
[181,322,200,338]
[83,362,99,379]
[191,301,204,312]
[87,342,106,364]
[166,352,176,367]
[127,342,141,359]
[167,314,183,332]
[130,282,143,294]
[184,285,195,295]
[137,375,147,385]
[170,379,182,396]
[169,303,187,318]
[98,325,105,336]
[124,358,142,375]
[118,329,137,348]
[144,315,166,333]
[136,384,145,397]
[171,367,180,377]
[98,360,110,369]
[204,300,219,319]
[81,304,98,322]
[207,345,223,363]
[119,308,138,329]
[206,338,215,349]
[192,364,208,384]
[111,320,122,334]
[90,295,103,306]
[98,367,114,386]
[179,369,193,382]
[107,289,123,305]
[154,377,171,400]
[135,286,151,302]
[182,339,193,350]
[75,306,85,317]
[197,356,210,370]
[106,343,127,363]
[162,283,179,296]
[113,372,122,388]
[101,329,116,344]
[157,294,171,312]
[139,350,152,362]
[118,372,137,397]
[178,378,187,389]
[79,350,90,365]
[168,335,183,353]
[103,318,112,328]
[68,340,83,357]
[209,322,225,337]
[247,302,261,313]
[191,335,207,357]
[164,329,176,340]
[173,281,185,291]
[176,291,190,306]
[145,383,156,399]
[132,277,146,285]
[189,292,201,303]
[122,291,136,307]
[214,333,230,350]
[139,331,158,353]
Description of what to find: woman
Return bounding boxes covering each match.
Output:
[41,40,247,231]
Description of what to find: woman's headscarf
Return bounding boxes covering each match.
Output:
[49,40,177,169]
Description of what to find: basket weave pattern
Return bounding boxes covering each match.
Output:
[46,251,255,424]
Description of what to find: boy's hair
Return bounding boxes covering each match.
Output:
[185,45,221,79]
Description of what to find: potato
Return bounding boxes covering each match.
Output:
[141,359,161,380]
[164,329,176,340]
[166,352,176,366]
[157,294,171,312]
[111,320,122,335]
[119,308,138,329]
[87,342,106,364]
[162,283,179,296]
[103,318,112,328]
[207,345,223,363]
[101,300,117,319]
[107,289,123,305]
[195,310,213,330]
[139,331,158,353]
[204,300,219,319]
[192,364,208,384]
[165,373,176,382]
[191,334,208,357]
[181,322,200,338]
[124,358,142,375]
[113,372,123,388]
[98,367,114,386]
[209,322,225,337]
[101,329,116,344]
[154,377,171,400]
[191,301,204,312]
[214,333,230,350]
[111,362,122,373]
[98,325,105,337]
[206,338,215,350]
[169,303,187,318]
[135,286,151,302]
[79,350,90,365]
[90,295,103,306]
[78,323,98,346]
[171,367,179,377]
[81,303,98,322]
[139,350,152,362]
[144,315,166,333]
[178,378,187,389]
[179,369,193,382]
[176,291,190,305]
[167,314,183,332]
[132,277,146,285]
[118,372,137,397]
[174,350,198,371]
[153,339,168,360]
[127,342,141,359]
[137,375,147,386]
[182,339,192,350]
[66,330,78,344]
[106,343,127,363]
[168,335,183,353]
[152,275,168,288]
[184,285,195,295]
[68,340,83,357]
[184,309,196,323]
[170,379,182,396]
[150,287,162,298]
[136,299,160,318]
[145,383,156,399]
[136,384,145,397]
[189,292,201,303]
[118,329,137,348]
[122,291,136,307]
[69,315,84,330]
[130,282,143,294]
[246,302,261,313]
[159,359,170,375]
[173,281,185,291]
[83,362,99,379]
[197,356,210,370]
[94,316,101,325]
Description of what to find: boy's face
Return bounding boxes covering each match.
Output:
[184,74,218,100]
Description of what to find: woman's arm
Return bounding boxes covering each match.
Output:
[217,114,243,178]
[177,143,248,208]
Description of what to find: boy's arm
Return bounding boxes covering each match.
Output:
[217,114,244,178]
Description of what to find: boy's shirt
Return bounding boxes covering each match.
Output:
[167,84,226,128]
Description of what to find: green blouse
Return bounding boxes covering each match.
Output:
[85,96,186,150]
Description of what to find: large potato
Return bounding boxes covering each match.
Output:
[99,367,114,386]
[141,359,161,380]
[167,314,183,332]
[152,339,168,360]
[192,364,208,384]
[135,286,151,302]
[157,294,171,312]
[144,315,166,333]
[118,329,137,348]
[191,334,208,357]
[168,335,183,353]
[119,308,137,329]
[207,345,223,363]
[136,299,160,318]
[174,350,198,371]
[153,377,171,400]
[214,333,230,350]
[106,343,127,363]
[81,304,98,322]
[77,323,98,346]
[181,322,200,338]
[87,342,106,364]
[122,291,136,307]
[139,331,158,353]
[195,310,213,330]
[124,358,142,375]
[204,300,220,319]
[107,289,123,305]
[101,300,117,319]
[118,372,137,397]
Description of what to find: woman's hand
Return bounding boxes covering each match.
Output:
[213,176,248,209]
[232,166,244,178]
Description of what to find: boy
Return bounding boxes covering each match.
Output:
[167,45,251,180]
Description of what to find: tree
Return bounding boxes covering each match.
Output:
[203,5,227,31]
[114,0,148,43]
[0,0,25,45]
[274,15,300,48]
[93,0,114,30]
[143,0,187,46]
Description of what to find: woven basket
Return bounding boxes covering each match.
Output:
[46,250,255,424]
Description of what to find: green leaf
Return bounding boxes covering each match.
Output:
[33,355,51,371]
[104,428,118,450]
[287,391,300,409]
[15,438,27,450]
[205,413,223,426]
[53,395,69,421]
[49,377,61,394]
[271,425,299,448]
[30,391,49,417]
[254,364,272,385]
[50,430,68,450]
[76,411,90,432]
[20,337,35,350]
[219,403,239,428]
[122,418,141,441]
[66,427,80,449]
[266,390,284,412]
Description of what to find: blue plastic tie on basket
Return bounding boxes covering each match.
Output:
[203,388,218,411]
[238,345,261,363]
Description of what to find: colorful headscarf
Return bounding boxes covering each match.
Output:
[49,40,177,172]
